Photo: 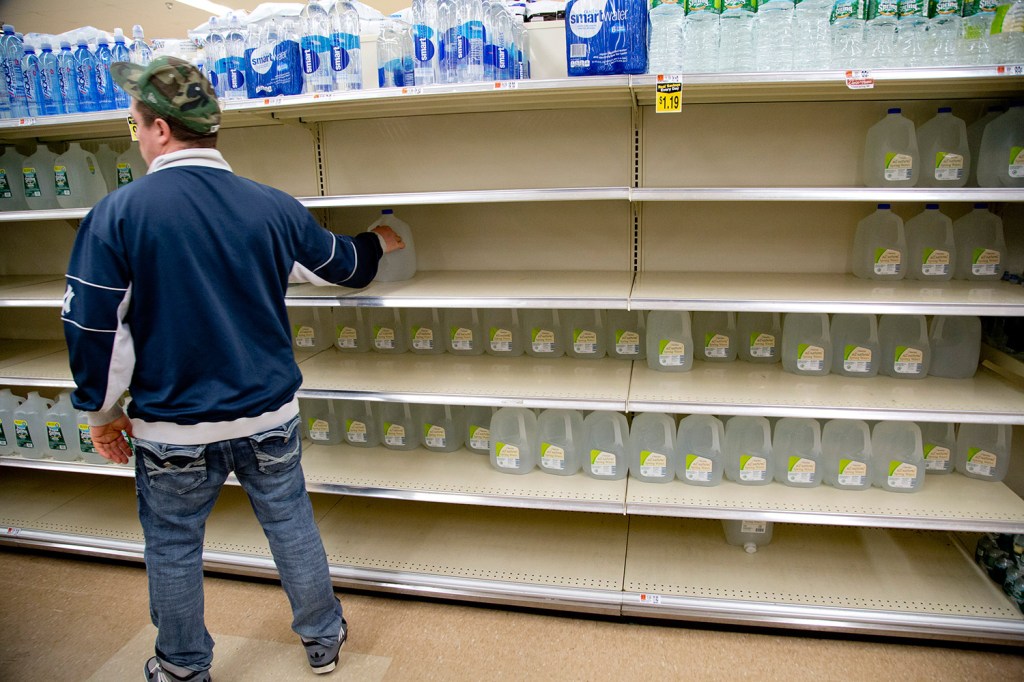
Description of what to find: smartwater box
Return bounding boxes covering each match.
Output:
[565,0,648,76]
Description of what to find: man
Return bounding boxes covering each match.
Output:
[61,56,403,681]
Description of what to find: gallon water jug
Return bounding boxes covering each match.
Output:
[368,307,408,354]
[369,209,417,281]
[537,409,584,476]
[289,307,334,353]
[830,313,879,378]
[444,308,485,356]
[737,312,782,364]
[852,204,906,280]
[13,391,52,458]
[821,419,873,490]
[21,145,59,210]
[606,309,646,360]
[955,423,1011,482]
[300,398,343,445]
[915,107,970,188]
[676,413,725,486]
[332,306,370,352]
[628,412,676,483]
[645,310,694,372]
[406,308,445,355]
[919,421,955,474]
[0,389,22,456]
[872,421,925,492]
[863,108,920,187]
[93,143,119,193]
[53,142,108,209]
[878,314,930,379]
[966,107,1004,187]
[953,204,1006,280]
[419,403,464,452]
[464,405,495,454]
[114,141,147,188]
[44,391,79,461]
[773,417,823,488]
[693,311,737,363]
[781,313,831,376]
[904,204,955,281]
[483,308,524,357]
[722,519,774,553]
[489,407,537,474]
[976,105,1024,188]
[0,146,29,211]
[340,400,380,448]
[521,308,565,358]
[724,415,773,485]
[76,408,105,464]
[582,411,629,480]
[928,315,981,379]
[380,402,418,450]
[564,309,607,360]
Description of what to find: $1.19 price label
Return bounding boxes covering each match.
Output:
[655,77,682,114]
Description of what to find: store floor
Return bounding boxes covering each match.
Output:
[1,548,1022,681]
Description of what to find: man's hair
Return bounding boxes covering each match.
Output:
[133,99,219,147]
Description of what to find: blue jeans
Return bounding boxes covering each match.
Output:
[134,416,343,672]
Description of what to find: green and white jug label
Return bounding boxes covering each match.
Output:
[573,329,598,354]
[469,425,491,450]
[495,442,521,469]
[640,450,669,478]
[0,169,11,198]
[685,454,713,482]
[22,167,41,197]
[308,418,330,441]
[46,421,67,450]
[787,456,817,484]
[450,326,475,350]
[116,162,134,187]
[921,248,950,276]
[412,326,435,350]
[704,333,730,358]
[884,152,913,181]
[346,419,367,443]
[972,248,1001,276]
[868,0,899,19]
[0,419,6,446]
[384,422,406,446]
[531,328,555,353]
[79,423,96,453]
[590,449,617,477]
[374,325,396,349]
[966,447,998,477]
[887,460,919,488]
[843,345,873,373]
[898,0,926,19]
[53,165,71,196]
[541,442,566,470]
[749,333,776,358]
[658,340,686,366]
[14,419,33,448]
[739,454,767,482]
[873,247,902,275]
[294,324,316,347]
[336,325,358,348]
[924,443,951,471]
[797,344,824,371]
[685,0,722,15]
[830,0,865,22]
[894,346,923,374]
[929,0,961,16]
[424,424,448,448]
[1010,147,1024,178]
[615,330,641,356]
[934,152,964,181]
[838,459,868,486]
[489,327,513,352]
[741,520,768,534]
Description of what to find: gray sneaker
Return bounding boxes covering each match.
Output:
[301,619,348,675]
[144,656,211,682]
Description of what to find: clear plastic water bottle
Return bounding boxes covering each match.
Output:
[329,0,362,90]
[929,0,964,65]
[822,419,873,489]
[878,314,931,378]
[960,0,998,65]
[773,417,823,488]
[223,16,248,100]
[110,29,131,108]
[0,389,22,456]
[928,315,981,378]
[397,18,418,87]
[489,407,537,473]
[916,107,969,187]
[953,204,1005,280]
[649,0,686,75]
[724,415,774,485]
[74,35,99,113]
[871,421,925,493]
[863,0,899,68]
[628,412,677,483]
[378,20,407,87]
[438,0,460,83]
[56,40,80,114]
[513,13,531,79]
[976,104,1024,188]
[682,0,721,73]
[863,107,920,187]
[94,34,116,110]
[792,0,832,69]
[989,0,1024,64]
[897,0,930,67]
[130,24,153,66]
[830,0,866,68]
[301,2,335,94]
[457,0,486,82]
[718,0,757,71]
[488,2,515,80]
[755,0,795,72]
[412,0,439,85]
[904,204,955,281]
[36,41,63,116]
[918,421,955,473]
[1,25,28,118]
[205,18,226,97]
[21,45,43,117]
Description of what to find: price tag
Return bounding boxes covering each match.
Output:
[997,65,1024,76]
[639,593,662,605]
[17,117,35,126]
[493,81,519,90]
[845,70,875,89]
[401,87,423,96]
[3,527,21,536]
[655,75,682,113]
[127,115,138,141]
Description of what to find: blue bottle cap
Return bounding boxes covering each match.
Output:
[926,203,939,209]
[382,209,393,215]
[937,107,952,113]
[878,203,891,209]
[887,108,901,114]
[2,25,14,34]
[975,203,989,209]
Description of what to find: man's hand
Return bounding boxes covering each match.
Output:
[371,225,405,254]
[91,415,135,464]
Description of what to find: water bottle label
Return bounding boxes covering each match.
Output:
[787,456,816,483]
[615,330,641,355]
[685,0,721,13]
[887,460,918,488]
[972,249,1001,276]
[685,454,713,481]
[573,329,599,354]
[532,328,556,353]
[424,424,448,448]
[470,426,491,450]
[116,163,134,188]
[413,326,435,350]
[843,345,873,372]
[0,419,6,446]
[796,344,824,371]
[336,326,359,348]
[590,449,617,477]
[23,168,42,197]
[933,153,964,181]
[929,0,962,16]
[0,170,10,198]
[659,340,687,365]
[894,346,923,373]
[14,419,33,448]
[1009,147,1024,178]
[966,447,997,476]
[873,248,902,275]
[79,424,95,453]
[384,422,407,446]
[490,327,514,352]
[740,521,767,534]
[374,326,396,349]
[53,166,71,196]
[346,420,367,443]
[704,333,731,358]
[723,0,756,10]
[963,0,998,17]
[749,333,776,358]
[831,0,866,22]
[640,450,669,478]
[46,421,67,450]
[450,327,475,350]
[739,455,767,481]
[838,459,867,486]
[921,249,950,276]
[898,0,926,18]
[308,418,331,441]
[883,153,913,181]
[300,38,329,76]
[496,442,521,468]
[924,443,951,470]
[542,443,566,470]
[294,324,316,348]
[868,0,899,19]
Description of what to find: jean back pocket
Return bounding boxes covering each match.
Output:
[249,416,302,475]
[136,440,208,495]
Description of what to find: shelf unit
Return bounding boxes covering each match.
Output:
[2,67,1023,642]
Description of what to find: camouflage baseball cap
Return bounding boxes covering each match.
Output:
[111,56,221,134]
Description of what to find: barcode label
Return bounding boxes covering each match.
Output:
[570,44,587,58]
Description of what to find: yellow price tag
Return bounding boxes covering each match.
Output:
[655,77,682,114]
[127,115,139,141]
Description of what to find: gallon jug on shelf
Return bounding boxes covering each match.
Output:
[904,204,955,281]
[0,389,23,456]
[927,315,981,379]
[737,311,781,364]
[0,146,29,211]
[13,391,52,458]
[53,142,108,209]
[863,108,919,187]
[676,413,725,486]
[369,209,416,281]
[464,405,495,455]
[521,308,565,358]
[93,143,119,193]
[773,417,823,488]
[289,307,334,353]
[489,406,537,474]
[645,310,694,372]
[332,306,370,352]
[483,308,524,357]
[44,391,79,461]
[368,307,408,354]
[77,408,105,464]
[821,419,872,490]
[878,314,930,379]
[419,403,464,453]
[781,312,831,376]
[693,310,737,362]
[21,145,60,210]
[405,307,444,355]
[380,402,418,450]
[300,398,343,445]
[627,412,676,483]
[340,400,380,448]
[114,141,147,188]
[724,415,774,485]
[955,423,1011,482]
[581,411,629,480]
[537,408,584,476]
[851,203,906,280]
[915,107,970,188]
[722,519,774,553]
[976,104,1024,188]
[829,313,879,378]
[919,421,956,474]
[444,308,484,355]
[872,421,925,493]
[966,106,1003,186]
[606,309,646,361]
[953,204,1005,280]
[564,309,607,360]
